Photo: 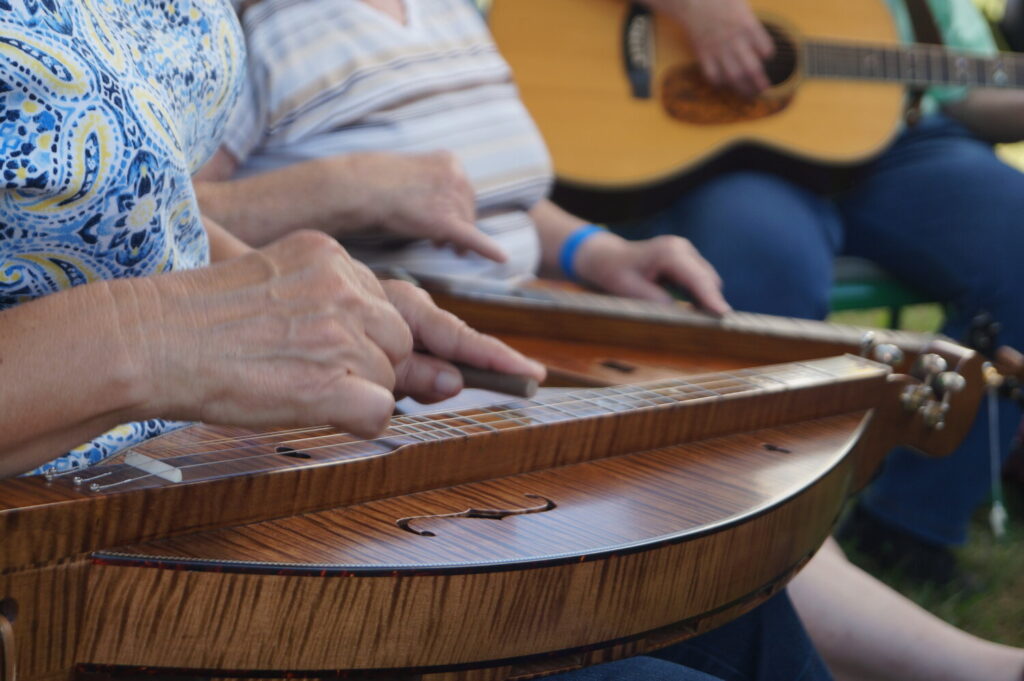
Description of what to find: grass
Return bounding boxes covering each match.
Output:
[829,304,1024,647]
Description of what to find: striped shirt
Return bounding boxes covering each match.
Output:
[224,0,553,282]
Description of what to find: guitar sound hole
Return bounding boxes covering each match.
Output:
[277,447,312,459]
[763,23,798,86]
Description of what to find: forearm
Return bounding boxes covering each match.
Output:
[0,281,153,477]
[205,214,254,262]
[943,90,1024,143]
[530,199,593,277]
[195,154,383,247]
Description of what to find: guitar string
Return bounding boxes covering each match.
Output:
[722,40,1024,85]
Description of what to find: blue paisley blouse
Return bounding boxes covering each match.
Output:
[0,0,244,474]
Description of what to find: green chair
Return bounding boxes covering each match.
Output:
[830,257,938,328]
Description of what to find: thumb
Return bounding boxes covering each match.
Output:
[395,352,464,404]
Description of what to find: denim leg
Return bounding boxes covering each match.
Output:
[838,115,1024,546]
[546,656,724,681]
[650,592,833,681]
[612,171,842,319]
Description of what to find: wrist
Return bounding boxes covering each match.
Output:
[337,152,392,230]
[102,277,171,421]
[558,224,610,282]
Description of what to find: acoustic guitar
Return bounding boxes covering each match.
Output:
[0,298,983,680]
[489,0,1024,220]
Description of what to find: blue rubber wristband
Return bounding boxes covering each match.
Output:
[559,224,605,282]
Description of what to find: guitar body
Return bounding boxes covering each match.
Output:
[490,0,906,219]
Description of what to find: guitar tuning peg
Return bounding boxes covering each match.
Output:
[871,343,903,367]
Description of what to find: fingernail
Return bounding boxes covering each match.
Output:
[434,369,462,396]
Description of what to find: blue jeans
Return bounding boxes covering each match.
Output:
[550,592,831,681]
[614,114,1024,546]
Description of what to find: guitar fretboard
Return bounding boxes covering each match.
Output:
[804,41,1024,88]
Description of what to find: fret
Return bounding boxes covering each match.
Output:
[574,389,646,414]
[860,46,882,79]
[604,384,677,407]
[930,47,944,87]
[801,41,1024,89]
[439,412,500,434]
[953,54,971,84]
[475,405,536,428]
[884,47,899,81]
[421,416,473,438]
[535,399,592,422]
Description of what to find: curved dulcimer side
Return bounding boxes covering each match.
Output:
[0,353,977,680]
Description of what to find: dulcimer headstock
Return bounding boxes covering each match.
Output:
[859,338,985,462]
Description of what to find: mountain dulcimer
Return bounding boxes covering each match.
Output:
[0,298,983,680]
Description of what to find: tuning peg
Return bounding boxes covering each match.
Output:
[918,371,967,431]
[920,399,948,430]
[860,331,877,357]
[914,353,948,378]
[934,371,966,396]
[872,344,904,367]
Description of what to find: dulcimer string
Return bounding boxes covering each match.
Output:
[70,360,841,489]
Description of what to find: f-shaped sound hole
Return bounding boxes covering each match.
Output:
[396,494,558,537]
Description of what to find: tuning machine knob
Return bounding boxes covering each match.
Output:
[860,331,877,357]
[918,371,967,430]
[914,353,948,379]
[872,343,904,367]
[901,354,946,413]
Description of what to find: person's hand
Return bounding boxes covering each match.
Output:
[128,230,413,437]
[351,151,508,263]
[654,0,774,98]
[573,232,731,316]
[382,280,547,403]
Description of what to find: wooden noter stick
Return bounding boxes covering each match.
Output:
[454,364,539,398]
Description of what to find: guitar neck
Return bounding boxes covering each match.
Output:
[804,41,1024,89]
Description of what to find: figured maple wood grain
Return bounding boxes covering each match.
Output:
[79,415,862,670]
